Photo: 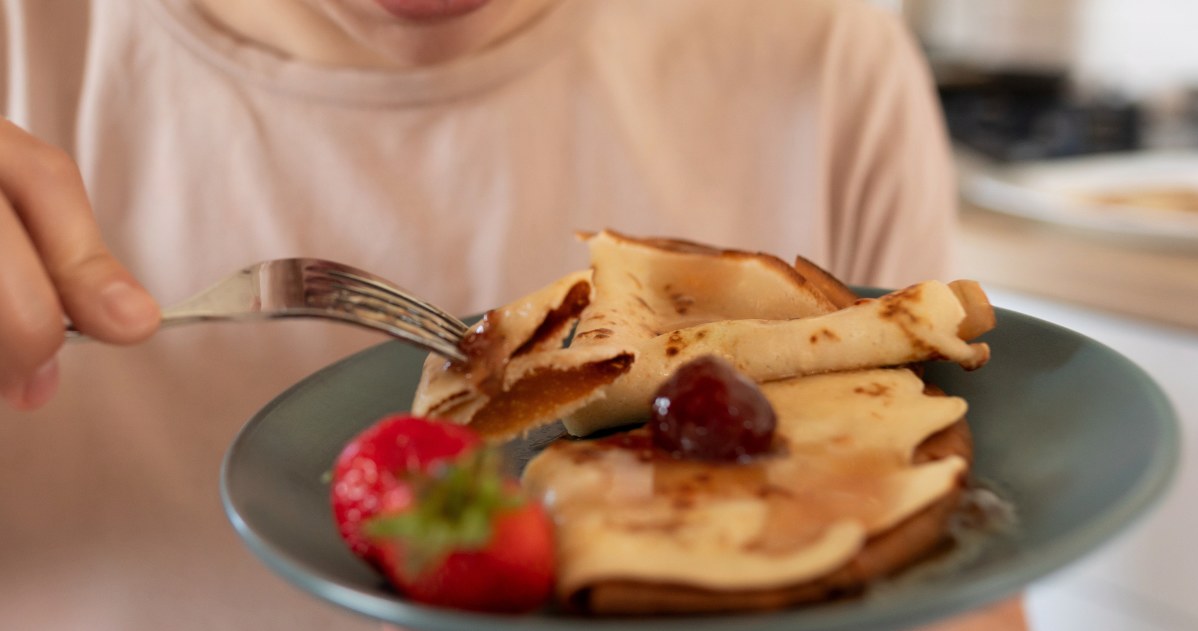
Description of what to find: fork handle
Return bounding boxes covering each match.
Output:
[64,312,468,363]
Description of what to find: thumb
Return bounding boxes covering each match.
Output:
[59,254,161,343]
[0,120,160,342]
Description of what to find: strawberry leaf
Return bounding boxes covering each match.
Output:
[364,447,523,578]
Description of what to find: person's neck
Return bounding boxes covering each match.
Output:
[193,0,556,69]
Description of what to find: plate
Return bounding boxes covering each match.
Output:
[959,150,1198,248]
[221,300,1179,631]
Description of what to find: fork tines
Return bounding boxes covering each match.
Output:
[310,266,469,362]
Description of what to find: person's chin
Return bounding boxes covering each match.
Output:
[373,0,492,22]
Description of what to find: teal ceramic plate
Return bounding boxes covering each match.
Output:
[221,301,1179,631]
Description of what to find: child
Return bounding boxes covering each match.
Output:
[0,1,1004,629]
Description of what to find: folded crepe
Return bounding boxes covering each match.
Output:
[412,229,863,438]
[523,368,971,613]
[412,230,995,440]
[406,230,998,614]
[411,270,634,439]
[561,231,994,436]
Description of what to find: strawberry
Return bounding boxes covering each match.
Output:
[329,414,555,613]
[330,414,480,568]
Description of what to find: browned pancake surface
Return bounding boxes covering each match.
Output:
[575,418,972,615]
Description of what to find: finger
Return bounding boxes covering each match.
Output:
[0,191,65,400]
[0,357,59,411]
[0,120,159,342]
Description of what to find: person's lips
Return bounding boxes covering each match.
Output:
[373,0,491,21]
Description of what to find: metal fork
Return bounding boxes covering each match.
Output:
[65,258,469,362]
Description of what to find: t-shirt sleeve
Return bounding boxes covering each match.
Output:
[819,4,958,288]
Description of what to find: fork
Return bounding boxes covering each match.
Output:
[65,258,469,362]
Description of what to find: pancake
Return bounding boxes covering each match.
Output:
[579,422,970,614]
[411,230,994,440]
[563,271,993,436]
[522,369,972,614]
[412,270,635,440]
[405,230,997,615]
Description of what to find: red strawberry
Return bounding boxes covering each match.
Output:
[330,414,480,568]
[330,414,555,613]
[369,472,556,613]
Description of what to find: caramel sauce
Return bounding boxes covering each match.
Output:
[512,281,590,358]
[455,280,593,398]
[468,355,633,438]
[540,424,905,559]
[456,310,508,396]
[753,450,897,554]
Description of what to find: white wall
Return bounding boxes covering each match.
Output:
[906,0,1198,99]
[904,0,1079,70]
[1073,0,1198,98]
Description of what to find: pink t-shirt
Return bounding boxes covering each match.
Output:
[0,0,956,629]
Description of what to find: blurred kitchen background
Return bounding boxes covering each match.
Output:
[902,0,1198,325]
[893,1,1198,630]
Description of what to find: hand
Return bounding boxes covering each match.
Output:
[0,119,160,409]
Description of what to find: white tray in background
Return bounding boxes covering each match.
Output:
[959,150,1198,247]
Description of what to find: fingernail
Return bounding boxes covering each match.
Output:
[20,358,59,409]
[102,282,159,330]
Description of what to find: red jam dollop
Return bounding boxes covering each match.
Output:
[649,355,777,461]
